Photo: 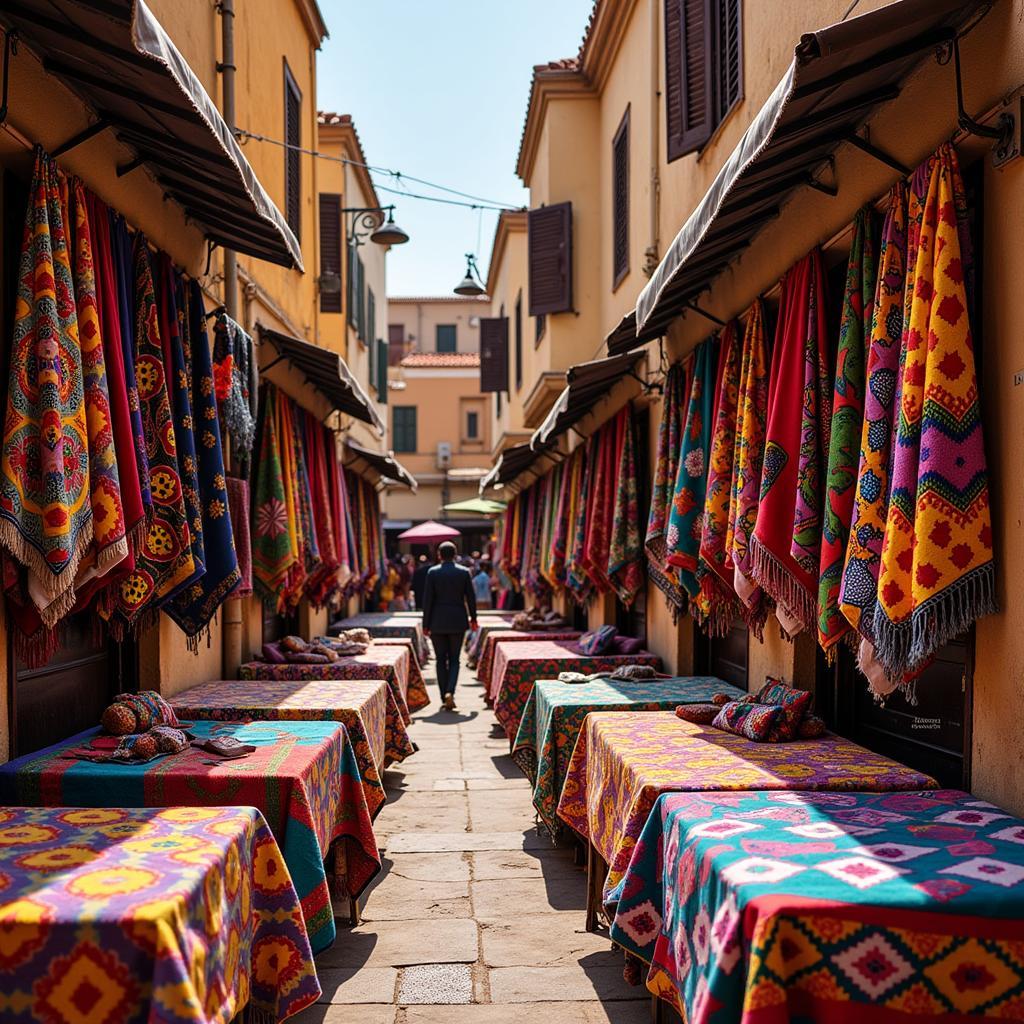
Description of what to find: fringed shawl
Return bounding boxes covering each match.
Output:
[645,362,686,618]
[817,207,876,658]
[212,312,257,470]
[608,407,643,607]
[750,250,830,635]
[0,150,92,617]
[872,143,995,682]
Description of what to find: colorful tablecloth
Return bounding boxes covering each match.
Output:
[491,641,662,740]
[0,804,319,1023]
[0,719,380,954]
[610,789,1024,1023]
[557,712,936,899]
[329,613,429,663]
[364,637,430,711]
[476,630,581,691]
[512,677,744,836]
[169,678,412,816]
[241,643,417,721]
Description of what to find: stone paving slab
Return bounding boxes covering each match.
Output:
[292,1005,395,1023]
[471,848,578,881]
[315,967,398,1004]
[398,964,474,1004]
[487,963,646,1003]
[386,830,548,854]
[362,896,472,921]
[401,1003,649,1023]
[316,919,479,968]
[384,852,471,883]
[479,914,611,968]
[472,875,586,916]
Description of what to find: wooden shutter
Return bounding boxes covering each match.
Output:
[318,194,342,313]
[612,107,630,287]
[665,0,714,161]
[346,243,356,327]
[479,316,509,393]
[514,292,523,390]
[388,324,404,365]
[376,339,388,403]
[356,256,366,340]
[528,202,572,316]
[717,0,743,120]
[368,289,376,346]
[284,64,302,239]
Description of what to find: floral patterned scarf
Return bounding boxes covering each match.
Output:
[0,150,92,618]
[582,413,622,595]
[645,362,686,618]
[817,207,876,658]
[212,311,257,472]
[252,385,295,605]
[567,437,595,602]
[608,407,643,607]
[873,143,995,683]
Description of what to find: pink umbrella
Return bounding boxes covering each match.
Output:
[397,520,461,544]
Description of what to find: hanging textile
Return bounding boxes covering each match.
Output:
[608,408,643,607]
[156,256,205,601]
[0,150,92,618]
[697,319,742,635]
[212,312,257,469]
[112,236,195,631]
[645,362,686,619]
[840,185,908,656]
[750,250,829,636]
[304,421,340,608]
[276,394,306,608]
[550,448,578,588]
[817,207,876,658]
[581,414,621,594]
[666,337,717,599]
[226,476,252,598]
[165,280,241,640]
[873,143,995,682]
[252,385,296,605]
[566,437,595,602]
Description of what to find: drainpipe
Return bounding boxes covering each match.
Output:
[218,0,244,676]
[644,0,661,278]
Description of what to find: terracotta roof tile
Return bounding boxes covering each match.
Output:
[400,352,481,368]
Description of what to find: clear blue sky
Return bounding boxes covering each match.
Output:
[317,1,594,298]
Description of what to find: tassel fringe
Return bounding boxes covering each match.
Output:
[749,536,814,633]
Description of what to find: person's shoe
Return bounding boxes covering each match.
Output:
[443,694,456,711]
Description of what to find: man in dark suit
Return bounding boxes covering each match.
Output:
[422,541,477,711]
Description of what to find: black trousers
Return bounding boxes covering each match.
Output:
[431,631,464,698]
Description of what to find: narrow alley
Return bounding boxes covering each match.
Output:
[295,652,645,1023]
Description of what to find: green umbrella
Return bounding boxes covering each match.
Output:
[442,497,507,516]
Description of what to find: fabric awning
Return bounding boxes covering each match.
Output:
[344,441,417,491]
[260,327,384,435]
[530,350,643,450]
[1,0,302,269]
[605,309,665,358]
[635,0,986,337]
[480,442,550,493]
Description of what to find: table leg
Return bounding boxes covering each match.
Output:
[349,894,361,926]
[585,841,608,933]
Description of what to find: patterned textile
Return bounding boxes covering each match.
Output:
[331,612,430,663]
[751,250,830,634]
[170,677,409,814]
[511,677,742,836]
[674,702,721,724]
[556,711,936,899]
[711,700,783,740]
[581,414,621,594]
[0,718,379,955]
[697,320,742,634]
[113,237,194,628]
[610,789,1024,1024]
[818,208,877,657]
[303,422,340,608]
[840,185,907,652]
[478,630,581,692]
[567,437,596,601]
[277,397,308,608]
[728,301,770,634]
[608,408,643,605]
[212,311,257,464]
[874,144,995,680]
[0,804,319,1023]
[242,642,416,724]
[551,445,582,586]
[757,679,813,741]
[645,362,687,617]
[578,625,617,655]
[166,278,241,638]
[226,475,253,596]
[667,338,717,600]
[0,151,92,617]
[355,637,431,713]
[491,640,662,741]
[252,385,296,603]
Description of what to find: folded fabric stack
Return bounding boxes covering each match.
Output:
[260,635,350,665]
[557,665,664,685]
[511,608,569,631]
[674,678,826,741]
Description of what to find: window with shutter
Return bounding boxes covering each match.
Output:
[318,194,342,313]
[664,0,742,162]
[346,242,356,328]
[514,292,523,391]
[283,63,302,240]
[368,289,376,348]
[388,324,405,365]
[393,406,417,453]
[356,255,366,341]
[528,202,572,316]
[376,339,388,403]
[436,324,457,353]
[612,106,630,288]
[479,317,509,394]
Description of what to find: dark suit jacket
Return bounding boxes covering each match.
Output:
[412,562,431,610]
[422,561,477,634]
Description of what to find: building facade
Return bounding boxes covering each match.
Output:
[483,0,1024,812]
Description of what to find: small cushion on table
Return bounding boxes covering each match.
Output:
[711,700,783,742]
[674,703,720,724]
[755,678,813,741]
[798,714,827,739]
[612,635,644,655]
[261,642,286,663]
[578,625,618,655]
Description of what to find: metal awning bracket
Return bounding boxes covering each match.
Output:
[683,301,727,328]
[51,117,111,158]
[0,28,17,128]
[844,131,910,176]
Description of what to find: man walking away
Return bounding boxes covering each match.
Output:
[422,541,477,711]
[472,561,493,610]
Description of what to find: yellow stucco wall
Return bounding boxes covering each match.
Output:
[389,297,488,356]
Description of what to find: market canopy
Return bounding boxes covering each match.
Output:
[397,520,461,544]
[442,497,507,516]
[1,0,302,269]
[260,327,385,435]
[605,309,665,358]
[480,441,551,493]
[634,0,986,338]
[344,441,416,490]
[531,350,644,449]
